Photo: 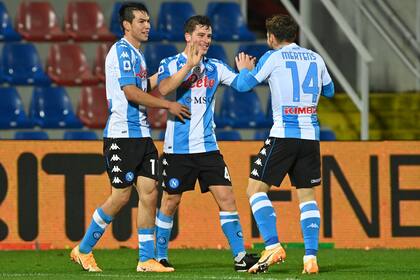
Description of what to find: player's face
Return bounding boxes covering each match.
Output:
[126,10,150,43]
[188,25,212,54]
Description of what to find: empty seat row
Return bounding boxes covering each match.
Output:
[1,1,255,42]
[0,42,269,86]
[14,130,98,140]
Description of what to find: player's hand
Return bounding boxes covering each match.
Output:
[186,43,203,68]
[168,102,191,122]
[235,52,256,71]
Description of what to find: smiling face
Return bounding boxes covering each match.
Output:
[123,10,150,46]
[185,24,212,55]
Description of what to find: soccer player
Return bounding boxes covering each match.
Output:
[234,15,335,274]
[70,2,190,273]
[153,15,259,272]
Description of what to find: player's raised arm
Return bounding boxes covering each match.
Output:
[122,85,190,122]
[158,44,203,96]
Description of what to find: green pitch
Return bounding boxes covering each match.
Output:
[0,248,419,279]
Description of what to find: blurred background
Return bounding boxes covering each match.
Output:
[0,0,419,141]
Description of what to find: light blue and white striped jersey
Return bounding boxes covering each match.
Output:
[158,53,238,154]
[236,43,335,140]
[103,38,151,138]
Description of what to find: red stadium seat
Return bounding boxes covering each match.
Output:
[47,43,99,86]
[15,1,67,41]
[148,89,167,129]
[76,86,108,128]
[93,42,112,83]
[65,1,115,41]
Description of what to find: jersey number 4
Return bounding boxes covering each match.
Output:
[286,61,319,103]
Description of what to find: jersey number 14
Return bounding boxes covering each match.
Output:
[286,61,319,103]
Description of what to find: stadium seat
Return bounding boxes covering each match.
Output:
[206,2,255,41]
[76,86,108,129]
[157,2,195,41]
[47,43,99,86]
[65,1,115,41]
[29,86,83,128]
[15,1,67,41]
[93,43,112,82]
[110,2,163,41]
[216,130,242,141]
[206,44,228,64]
[0,87,33,128]
[320,127,337,141]
[237,43,270,64]
[254,129,270,140]
[63,130,98,140]
[15,131,49,140]
[147,89,167,129]
[144,43,178,74]
[0,2,21,41]
[1,42,51,85]
[216,87,271,128]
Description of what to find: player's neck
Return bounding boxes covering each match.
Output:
[275,40,294,49]
[124,35,141,49]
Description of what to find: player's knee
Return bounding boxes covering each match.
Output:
[218,194,236,211]
[161,195,181,215]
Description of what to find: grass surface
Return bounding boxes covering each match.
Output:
[0,248,420,279]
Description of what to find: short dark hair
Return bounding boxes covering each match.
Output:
[265,14,298,42]
[184,15,212,34]
[119,2,149,32]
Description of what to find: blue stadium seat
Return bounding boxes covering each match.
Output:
[206,2,255,41]
[63,130,98,140]
[254,130,270,140]
[320,127,337,141]
[144,43,178,73]
[0,87,33,128]
[237,43,270,64]
[15,131,49,140]
[110,2,162,41]
[216,87,272,128]
[157,2,195,41]
[216,130,242,141]
[29,87,83,128]
[206,44,228,64]
[2,42,51,85]
[0,2,21,41]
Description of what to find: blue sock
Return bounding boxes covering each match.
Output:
[79,208,113,253]
[250,192,279,248]
[300,201,320,256]
[155,210,174,261]
[220,211,245,257]
[138,228,155,262]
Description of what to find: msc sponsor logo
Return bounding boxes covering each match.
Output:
[185,96,214,104]
[283,106,317,115]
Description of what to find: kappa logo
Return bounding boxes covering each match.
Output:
[162,158,168,166]
[265,139,271,145]
[260,148,267,156]
[251,169,259,177]
[307,223,319,229]
[120,51,129,59]
[110,154,122,161]
[112,177,123,184]
[254,158,263,166]
[112,166,122,173]
[162,170,167,176]
[110,143,120,150]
